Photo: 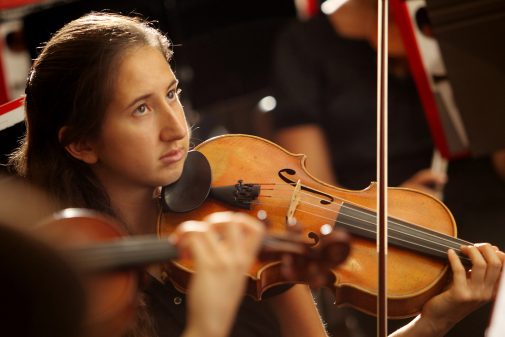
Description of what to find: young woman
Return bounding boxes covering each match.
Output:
[9,12,503,337]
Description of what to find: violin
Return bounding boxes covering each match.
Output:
[29,207,349,337]
[158,133,474,318]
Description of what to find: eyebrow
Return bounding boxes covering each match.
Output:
[125,79,179,110]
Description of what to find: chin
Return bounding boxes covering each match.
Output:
[160,168,185,187]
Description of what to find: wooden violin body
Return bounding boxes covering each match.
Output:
[34,209,139,337]
[159,134,463,318]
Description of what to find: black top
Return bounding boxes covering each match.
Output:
[143,275,284,337]
[271,14,434,190]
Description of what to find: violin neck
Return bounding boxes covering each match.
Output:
[68,234,314,273]
[68,235,179,273]
[335,202,473,267]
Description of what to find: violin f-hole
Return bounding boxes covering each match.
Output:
[278,169,335,205]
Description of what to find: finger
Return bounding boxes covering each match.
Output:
[171,220,207,244]
[228,212,264,235]
[205,212,260,246]
[196,212,237,253]
[204,212,264,260]
[182,232,209,268]
[225,213,242,254]
[476,243,503,287]
[203,211,235,227]
[205,210,262,229]
[448,248,467,287]
[202,226,227,259]
[227,213,266,271]
[498,250,505,263]
[462,245,487,285]
[181,223,225,265]
[232,213,265,254]
[204,211,241,246]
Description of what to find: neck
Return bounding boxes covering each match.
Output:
[103,182,159,235]
[107,185,164,280]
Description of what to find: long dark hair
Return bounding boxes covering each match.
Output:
[9,12,175,337]
[9,12,173,216]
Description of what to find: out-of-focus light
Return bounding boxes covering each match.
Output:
[258,95,277,113]
[321,0,349,15]
[320,224,333,235]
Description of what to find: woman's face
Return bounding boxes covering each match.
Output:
[90,45,189,190]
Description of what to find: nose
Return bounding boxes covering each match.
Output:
[159,102,188,142]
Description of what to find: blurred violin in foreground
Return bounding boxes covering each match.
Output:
[23,207,349,337]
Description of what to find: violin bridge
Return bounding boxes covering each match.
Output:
[286,179,301,226]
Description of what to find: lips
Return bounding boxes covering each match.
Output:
[159,148,185,164]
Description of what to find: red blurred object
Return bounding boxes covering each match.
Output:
[390,0,468,159]
[0,42,8,104]
[391,0,505,158]
[0,0,47,10]
[0,96,24,131]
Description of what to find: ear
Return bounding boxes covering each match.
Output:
[58,126,98,164]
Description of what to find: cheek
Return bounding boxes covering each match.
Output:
[119,133,156,160]
[97,126,154,161]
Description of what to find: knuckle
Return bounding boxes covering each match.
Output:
[472,259,486,269]
[490,260,502,270]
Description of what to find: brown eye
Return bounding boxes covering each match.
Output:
[133,104,148,116]
[167,88,182,101]
[167,89,175,100]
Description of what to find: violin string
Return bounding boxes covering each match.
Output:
[73,239,177,269]
[257,183,471,248]
[249,199,468,260]
[77,235,312,269]
[260,191,471,251]
[253,188,470,252]
[77,246,168,267]
[302,193,471,247]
